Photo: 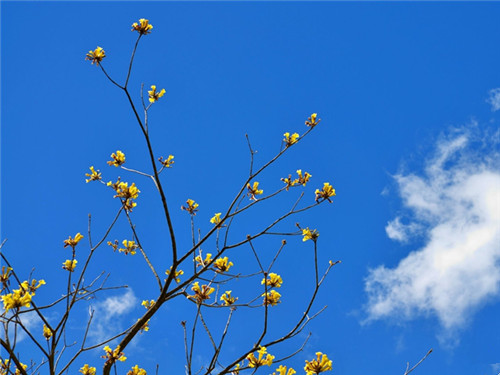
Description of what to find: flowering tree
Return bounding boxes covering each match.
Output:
[0,18,429,375]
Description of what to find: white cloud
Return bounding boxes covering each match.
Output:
[365,126,500,332]
[89,288,137,343]
[487,88,500,112]
[385,217,421,243]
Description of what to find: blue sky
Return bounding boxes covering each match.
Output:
[2,2,500,374]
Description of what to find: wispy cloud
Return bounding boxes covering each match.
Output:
[487,88,500,112]
[365,125,500,334]
[89,288,137,343]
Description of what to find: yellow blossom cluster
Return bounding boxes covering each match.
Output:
[261,272,282,305]
[220,290,237,306]
[148,85,165,103]
[102,345,126,365]
[0,359,27,375]
[302,228,319,242]
[62,259,77,272]
[262,289,281,306]
[118,240,138,255]
[79,364,96,375]
[315,183,336,203]
[107,150,126,167]
[0,266,12,290]
[158,154,174,168]
[20,279,46,295]
[210,213,222,225]
[85,166,102,183]
[107,240,119,252]
[273,365,296,375]
[231,362,244,375]
[195,252,213,267]
[187,282,214,304]
[283,132,299,147]
[107,179,140,211]
[127,365,147,375]
[132,18,153,35]
[63,233,84,248]
[213,257,233,273]
[247,181,263,200]
[2,279,45,313]
[281,169,312,190]
[247,346,274,368]
[304,352,332,375]
[296,170,312,186]
[262,273,283,288]
[85,47,106,66]
[43,324,52,340]
[165,267,184,283]
[305,113,320,127]
[181,199,199,215]
[141,300,155,309]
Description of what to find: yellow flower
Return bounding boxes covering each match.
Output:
[247,346,274,368]
[273,365,296,375]
[1,279,41,312]
[181,199,199,215]
[1,289,32,312]
[20,279,45,295]
[102,345,127,365]
[107,240,119,252]
[62,259,77,272]
[137,319,150,333]
[127,364,147,375]
[231,362,243,375]
[119,240,138,255]
[165,267,184,283]
[283,132,299,147]
[123,198,137,211]
[262,273,283,288]
[158,154,174,168]
[115,182,140,199]
[195,252,213,267]
[79,364,97,375]
[302,228,319,242]
[141,300,155,309]
[304,352,332,375]
[108,179,140,211]
[131,18,153,35]
[210,213,222,225]
[107,150,126,167]
[187,282,214,304]
[315,182,336,203]
[63,233,84,248]
[148,85,166,103]
[85,47,106,66]
[296,169,312,186]
[0,266,12,285]
[43,324,52,340]
[281,174,297,190]
[305,113,320,127]
[281,169,311,190]
[85,166,102,183]
[247,181,263,200]
[262,290,281,306]
[10,361,27,375]
[213,257,233,273]
[0,360,27,375]
[220,290,237,306]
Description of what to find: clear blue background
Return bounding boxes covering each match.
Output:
[2,2,500,374]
